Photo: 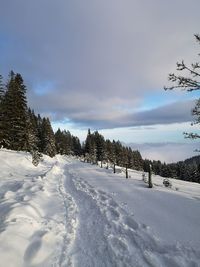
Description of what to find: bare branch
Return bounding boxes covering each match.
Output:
[184,132,200,139]
[164,34,200,141]
[183,64,200,78]
[194,34,200,43]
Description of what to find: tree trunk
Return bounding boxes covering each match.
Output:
[148,164,153,188]
[126,164,128,179]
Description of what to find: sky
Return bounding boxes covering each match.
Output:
[0,0,200,162]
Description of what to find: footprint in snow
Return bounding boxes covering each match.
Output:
[121,202,127,207]
[123,216,139,231]
[106,207,120,221]
[108,199,118,208]
[99,195,108,202]
[88,188,97,196]
[97,189,107,195]
[24,230,47,263]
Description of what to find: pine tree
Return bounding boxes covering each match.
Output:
[55,128,64,154]
[40,117,56,157]
[84,129,95,162]
[0,73,13,147]
[104,139,113,166]
[55,129,81,156]
[63,130,73,155]
[84,129,92,157]
[2,72,28,150]
[36,114,43,152]
[0,74,4,102]
[93,131,105,162]
[132,150,143,170]
[110,141,117,165]
[143,159,150,173]
[23,109,39,152]
[72,136,82,156]
[113,141,123,166]
[0,74,6,147]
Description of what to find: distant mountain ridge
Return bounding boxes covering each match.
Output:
[184,155,200,165]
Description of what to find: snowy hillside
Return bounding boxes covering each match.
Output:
[0,149,200,267]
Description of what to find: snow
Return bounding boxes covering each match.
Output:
[0,149,200,267]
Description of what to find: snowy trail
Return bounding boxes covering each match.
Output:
[63,160,200,267]
[56,160,78,267]
[64,165,116,267]
[1,150,200,267]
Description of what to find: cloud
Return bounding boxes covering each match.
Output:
[28,89,194,129]
[131,126,157,131]
[0,0,199,129]
[123,100,194,128]
[102,100,194,128]
[50,99,195,129]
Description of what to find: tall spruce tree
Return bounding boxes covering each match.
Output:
[40,117,56,157]
[63,130,73,155]
[84,129,93,162]
[36,114,43,152]
[23,109,39,152]
[72,136,82,156]
[2,72,28,150]
[105,140,116,166]
[55,128,64,154]
[84,129,92,155]
[0,74,4,102]
[0,73,14,147]
[0,74,6,147]
[93,131,105,162]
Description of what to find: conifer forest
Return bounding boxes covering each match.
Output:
[0,71,199,183]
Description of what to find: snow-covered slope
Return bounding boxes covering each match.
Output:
[0,149,200,267]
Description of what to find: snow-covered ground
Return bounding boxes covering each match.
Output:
[0,149,200,267]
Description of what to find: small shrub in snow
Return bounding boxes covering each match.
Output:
[31,151,42,166]
[163,178,172,188]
